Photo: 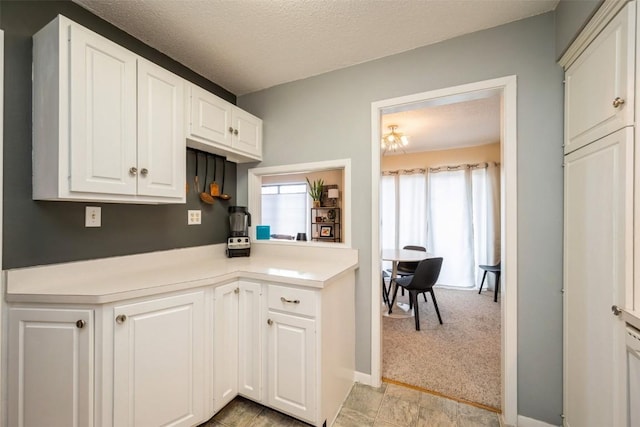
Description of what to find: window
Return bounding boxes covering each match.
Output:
[261,184,308,238]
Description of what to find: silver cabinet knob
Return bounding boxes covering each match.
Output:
[76,319,86,329]
[613,97,625,108]
[233,129,238,136]
[129,167,138,176]
[115,314,127,324]
[612,305,622,316]
[229,127,234,133]
[280,296,300,304]
[267,318,273,326]
[234,288,240,294]
[140,168,148,177]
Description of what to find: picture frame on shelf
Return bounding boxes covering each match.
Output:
[320,225,333,238]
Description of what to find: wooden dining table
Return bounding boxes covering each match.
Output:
[382,248,437,318]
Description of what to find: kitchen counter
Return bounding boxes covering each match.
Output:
[4,242,359,304]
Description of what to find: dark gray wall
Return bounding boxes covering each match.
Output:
[2,1,237,268]
[238,12,564,424]
[555,0,603,59]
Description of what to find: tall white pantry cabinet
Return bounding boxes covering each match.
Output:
[562,1,635,426]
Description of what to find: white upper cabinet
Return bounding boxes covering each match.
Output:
[32,15,186,204]
[564,2,635,154]
[137,58,186,199]
[187,83,262,163]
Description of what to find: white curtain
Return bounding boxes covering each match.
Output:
[381,163,500,289]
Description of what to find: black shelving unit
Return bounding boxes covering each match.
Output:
[311,207,341,242]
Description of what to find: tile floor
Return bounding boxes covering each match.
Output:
[199,382,501,427]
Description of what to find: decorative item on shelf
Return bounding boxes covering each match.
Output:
[381,124,409,155]
[306,177,324,208]
[327,209,336,221]
[320,225,334,238]
[316,216,323,223]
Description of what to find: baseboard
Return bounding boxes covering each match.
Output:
[517,415,560,427]
[353,371,372,385]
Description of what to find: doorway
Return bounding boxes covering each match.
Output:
[369,76,518,426]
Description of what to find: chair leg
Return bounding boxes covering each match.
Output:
[381,273,389,307]
[478,271,487,294]
[422,292,428,303]
[389,282,400,314]
[494,272,501,303]
[412,292,420,331]
[430,289,443,324]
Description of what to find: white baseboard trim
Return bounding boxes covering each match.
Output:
[353,371,372,385]
[517,415,560,427]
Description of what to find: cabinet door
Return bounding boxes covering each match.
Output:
[267,311,316,423]
[564,128,632,427]
[564,2,635,154]
[213,282,239,412]
[238,281,263,401]
[8,308,93,427]
[189,84,233,147]
[69,24,137,195]
[137,58,185,199]
[113,291,205,427]
[232,108,262,158]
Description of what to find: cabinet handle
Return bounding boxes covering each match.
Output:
[612,97,625,108]
[115,314,127,324]
[233,129,238,136]
[76,319,86,329]
[229,127,234,134]
[280,297,300,304]
[129,167,138,176]
[267,318,273,326]
[612,305,622,316]
[234,287,240,294]
[140,168,148,177]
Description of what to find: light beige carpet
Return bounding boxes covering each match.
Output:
[382,286,501,410]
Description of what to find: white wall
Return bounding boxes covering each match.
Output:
[238,13,563,424]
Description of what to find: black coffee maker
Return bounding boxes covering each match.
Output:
[226,206,251,257]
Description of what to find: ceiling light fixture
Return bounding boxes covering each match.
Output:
[381,125,409,155]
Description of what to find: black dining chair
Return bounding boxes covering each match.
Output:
[388,257,443,331]
[388,245,428,301]
[478,261,501,302]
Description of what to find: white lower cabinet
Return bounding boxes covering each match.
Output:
[213,281,263,412]
[8,307,94,427]
[564,127,632,426]
[266,310,317,422]
[5,272,355,427]
[112,290,206,427]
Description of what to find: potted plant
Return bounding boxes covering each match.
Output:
[306,177,324,208]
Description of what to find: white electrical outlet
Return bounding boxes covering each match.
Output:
[188,210,201,225]
[85,206,101,227]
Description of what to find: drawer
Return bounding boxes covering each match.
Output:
[268,284,317,317]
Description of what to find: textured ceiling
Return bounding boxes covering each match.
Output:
[72,0,558,96]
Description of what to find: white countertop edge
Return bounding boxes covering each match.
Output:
[5,244,359,304]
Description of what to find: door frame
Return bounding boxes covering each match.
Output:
[369,75,518,425]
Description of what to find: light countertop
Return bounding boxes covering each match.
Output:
[5,243,359,304]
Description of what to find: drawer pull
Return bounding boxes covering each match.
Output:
[280,297,300,304]
[115,314,127,324]
[613,97,625,108]
[267,318,273,326]
[76,319,86,329]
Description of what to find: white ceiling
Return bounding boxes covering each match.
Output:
[72,0,558,96]
[381,94,501,154]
